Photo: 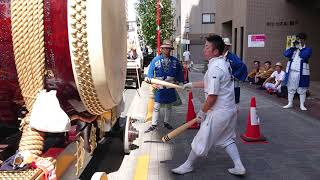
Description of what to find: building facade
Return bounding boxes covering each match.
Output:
[173,0,216,64]
[215,0,320,81]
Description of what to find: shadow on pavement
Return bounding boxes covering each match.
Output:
[80,138,125,179]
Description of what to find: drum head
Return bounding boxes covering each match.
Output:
[68,0,126,114]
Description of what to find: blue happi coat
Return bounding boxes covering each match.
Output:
[225,52,248,81]
[225,52,247,104]
[147,55,184,104]
[283,47,312,87]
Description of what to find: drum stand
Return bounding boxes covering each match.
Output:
[125,61,141,97]
[135,63,141,97]
[135,64,141,89]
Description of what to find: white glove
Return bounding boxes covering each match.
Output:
[196,110,206,123]
[183,82,193,90]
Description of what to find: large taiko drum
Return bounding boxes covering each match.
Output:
[0,0,127,125]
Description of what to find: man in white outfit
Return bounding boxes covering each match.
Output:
[172,35,246,175]
[183,49,191,63]
[263,62,285,93]
[183,49,192,83]
[283,33,312,111]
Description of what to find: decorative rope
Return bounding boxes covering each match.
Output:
[69,0,108,115]
[11,0,46,157]
[0,158,56,179]
[18,116,45,156]
[0,169,42,180]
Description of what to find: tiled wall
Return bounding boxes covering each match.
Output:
[215,0,320,80]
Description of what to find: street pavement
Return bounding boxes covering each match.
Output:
[83,67,320,180]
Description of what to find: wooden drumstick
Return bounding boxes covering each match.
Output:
[144,77,183,89]
[162,118,198,142]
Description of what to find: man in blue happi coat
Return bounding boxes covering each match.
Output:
[145,40,184,133]
[283,33,312,111]
[223,38,248,104]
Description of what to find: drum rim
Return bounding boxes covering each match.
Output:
[67,0,126,115]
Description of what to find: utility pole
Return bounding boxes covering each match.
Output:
[185,16,190,51]
[156,0,161,55]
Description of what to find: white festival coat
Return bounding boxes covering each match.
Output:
[191,56,237,156]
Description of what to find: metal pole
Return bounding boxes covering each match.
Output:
[157,0,161,55]
[186,32,189,51]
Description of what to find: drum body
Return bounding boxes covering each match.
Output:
[0,0,127,126]
[0,1,22,126]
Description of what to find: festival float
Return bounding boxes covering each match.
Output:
[0,0,138,179]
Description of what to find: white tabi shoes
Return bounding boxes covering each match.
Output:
[300,105,307,111]
[299,94,307,111]
[228,166,246,176]
[172,163,246,176]
[283,103,293,109]
[171,163,194,175]
[283,93,294,109]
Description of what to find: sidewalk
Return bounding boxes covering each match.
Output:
[309,81,320,99]
[108,68,320,180]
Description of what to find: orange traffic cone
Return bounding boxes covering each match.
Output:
[241,96,266,142]
[186,91,200,129]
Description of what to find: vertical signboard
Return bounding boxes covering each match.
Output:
[286,35,297,49]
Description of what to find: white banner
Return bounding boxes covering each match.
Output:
[248,34,266,48]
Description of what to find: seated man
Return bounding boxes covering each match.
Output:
[263,62,285,93]
[255,61,273,86]
[247,60,260,84]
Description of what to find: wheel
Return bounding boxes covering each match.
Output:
[123,116,139,154]
[123,116,131,154]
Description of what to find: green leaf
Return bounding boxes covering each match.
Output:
[136,0,174,50]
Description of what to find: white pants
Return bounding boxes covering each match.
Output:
[287,70,307,95]
[151,102,172,126]
[264,83,281,93]
[191,108,237,156]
